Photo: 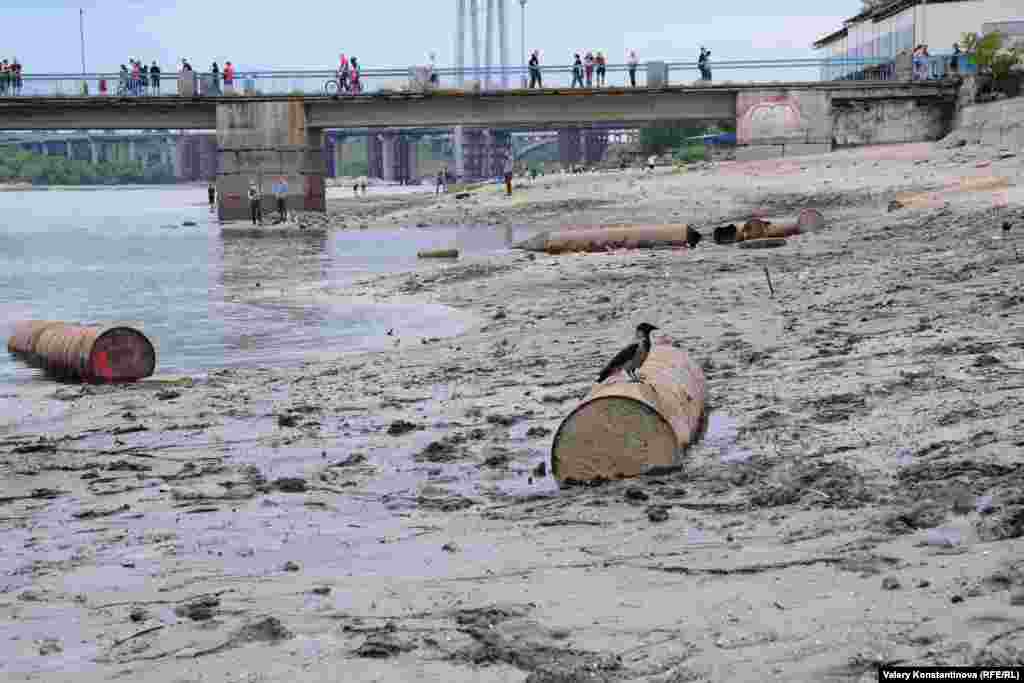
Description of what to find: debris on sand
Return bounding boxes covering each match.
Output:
[386,419,422,436]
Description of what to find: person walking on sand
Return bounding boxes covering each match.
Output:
[436,167,447,195]
[248,183,262,225]
[595,51,607,87]
[584,52,595,87]
[627,50,639,87]
[528,50,542,89]
[571,54,584,88]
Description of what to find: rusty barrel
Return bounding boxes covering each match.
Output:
[738,208,825,242]
[551,345,706,483]
[7,321,156,383]
[516,224,694,254]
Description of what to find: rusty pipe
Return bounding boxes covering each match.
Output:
[515,224,695,254]
[7,321,156,383]
[551,345,706,483]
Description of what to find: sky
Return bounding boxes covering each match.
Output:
[3,0,854,74]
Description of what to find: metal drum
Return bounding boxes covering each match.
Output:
[7,321,156,383]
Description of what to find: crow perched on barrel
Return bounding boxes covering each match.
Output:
[597,323,658,384]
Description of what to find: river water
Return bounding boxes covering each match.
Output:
[0,185,525,388]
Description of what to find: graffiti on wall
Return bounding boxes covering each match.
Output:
[736,95,805,144]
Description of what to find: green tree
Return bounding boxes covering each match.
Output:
[961,31,1024,80]
[638,123,708,155]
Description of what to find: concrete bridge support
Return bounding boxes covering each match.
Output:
[367,134,383,180]
[582,129,609,165]
[215,101,327,222]
[558,128,582,169]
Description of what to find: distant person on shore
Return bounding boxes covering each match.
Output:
[571,54,584,88]
[528,50,542,88]
[151,61,161,94]
[627,50,639,87]
[274,177,288,221]
[595,51,607,87]
[353,181,359,196]
[248,183,262,225]
[208,183,216,207]
[360,180,367,195]
[950,43,961,75]
[503,157,514,197]
[436,167,446,195]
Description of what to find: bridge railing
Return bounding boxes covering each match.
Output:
[1,58,950,99]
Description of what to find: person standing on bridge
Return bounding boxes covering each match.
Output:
[0,61,9,97]
[131,60,141,95]
[571,54,584,88]
[223,61,235,93]
[150,61,161,94]
[528,51,542,89]
[627,50,639,87]
[210,63,221,96]
[141,62,150,95]
[595,51,607,87]
[11,58,22,96]
[350,57,361,94]
[584,52,595,88]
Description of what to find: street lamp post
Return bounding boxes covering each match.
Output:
[80,8,87,94]
[519,0,527,88]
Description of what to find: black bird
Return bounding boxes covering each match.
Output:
[1003,221,1012,234]
[597,323,658,384]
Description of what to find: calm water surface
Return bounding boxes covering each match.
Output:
[0,186,528,387]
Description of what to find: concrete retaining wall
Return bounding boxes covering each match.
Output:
[832,98,953,147]
[947,95,1024,148]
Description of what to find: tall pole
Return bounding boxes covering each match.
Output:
[80,9,87,77]
[456,0,466,87]
[485,0,495,89]
[498,0,508,89]
[519,0,527,88]
[470,0,482,86]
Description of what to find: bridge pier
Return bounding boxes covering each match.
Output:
[558,128,582,169]
[215,101,326,222]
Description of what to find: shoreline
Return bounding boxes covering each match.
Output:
[2,140,1023,681]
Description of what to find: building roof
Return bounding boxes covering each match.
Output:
[813,0,972,47]
[813,26,849,48]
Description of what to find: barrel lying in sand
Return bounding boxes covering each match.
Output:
[515,224,694,254]
[551,345,706,483]
[417,248,460,259]
[7,321,156,383]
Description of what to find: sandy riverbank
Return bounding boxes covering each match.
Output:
[2,140,1023,682]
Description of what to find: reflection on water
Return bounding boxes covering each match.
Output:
[0,186,535,387]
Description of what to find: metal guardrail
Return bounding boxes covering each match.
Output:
[0,58,962,99]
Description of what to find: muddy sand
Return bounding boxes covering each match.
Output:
[2,141,1023,683]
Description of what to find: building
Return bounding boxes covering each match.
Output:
[813,0,1024,79]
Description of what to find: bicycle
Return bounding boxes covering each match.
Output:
[324,72,351,95]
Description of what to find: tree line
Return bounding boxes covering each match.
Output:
[0,147,177,186]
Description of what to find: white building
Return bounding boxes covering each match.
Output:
[813,0,1024,78]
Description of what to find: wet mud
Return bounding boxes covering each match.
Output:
[1,141,1023,682]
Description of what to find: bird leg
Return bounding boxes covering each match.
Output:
[628,369,643,383]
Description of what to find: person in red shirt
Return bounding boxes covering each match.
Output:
[131,60,141,95]
[223,61,235,90]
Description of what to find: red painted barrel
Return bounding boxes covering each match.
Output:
[7,321,156,383]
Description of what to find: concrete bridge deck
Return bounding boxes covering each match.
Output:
[0,81,955,131]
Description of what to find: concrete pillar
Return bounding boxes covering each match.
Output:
[333,135,344,178]
[39,143,49,156]
[89,141,98,164]
[453,125,466,181]
[380,132,398,182]
[406,138,419,181]
[65,142,73,161]
[558,127,582,169]
[583,129,609,165]
[366,134,383,179]
[128,140,137,162]
[215,100,327,222]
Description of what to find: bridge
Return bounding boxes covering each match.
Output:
[0,73,958,220]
